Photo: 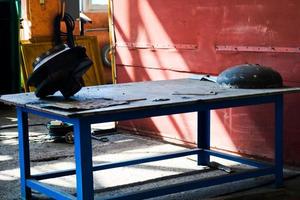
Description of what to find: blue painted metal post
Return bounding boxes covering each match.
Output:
[275,95,284,187]
[17,107,32,199]
[197,110,211,165]
[73,118,94,200]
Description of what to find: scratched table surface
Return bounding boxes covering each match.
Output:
[1,78,300,118]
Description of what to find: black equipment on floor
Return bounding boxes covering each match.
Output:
[47,120,74,143]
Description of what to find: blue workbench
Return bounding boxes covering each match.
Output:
[1,78,299,200]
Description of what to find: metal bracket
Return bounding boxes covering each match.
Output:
[116,42,198,50]
[215,45,300,53]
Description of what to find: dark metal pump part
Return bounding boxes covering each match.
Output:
[27,45,92,98]
[27,13,93,98]
[216,64,283,89]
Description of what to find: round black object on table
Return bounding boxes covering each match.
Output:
[27,13,93,99]
[27,44,93,98]
[216,64,283,89]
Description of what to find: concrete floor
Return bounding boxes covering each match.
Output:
[0,105,300,200]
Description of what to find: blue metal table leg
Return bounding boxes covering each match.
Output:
[17,108,32,199]
[275,95,284,187]
[197,110,211,165]
[73,119,94,200]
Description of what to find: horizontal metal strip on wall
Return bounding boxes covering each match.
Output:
[216,45,300,53]
[116,42,198,50]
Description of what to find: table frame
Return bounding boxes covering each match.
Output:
[17,94,283,200]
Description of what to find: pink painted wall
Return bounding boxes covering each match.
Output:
[112,0,300,166]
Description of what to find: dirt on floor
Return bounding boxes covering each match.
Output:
[1,105,300,200]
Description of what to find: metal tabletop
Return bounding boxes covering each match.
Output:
[1,78,299,118]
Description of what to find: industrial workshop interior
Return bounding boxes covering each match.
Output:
[1,0,300,199]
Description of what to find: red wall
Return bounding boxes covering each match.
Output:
[112,0,300,166]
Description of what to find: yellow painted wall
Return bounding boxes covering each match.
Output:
[23,0,112,83]
[26,1,109,43]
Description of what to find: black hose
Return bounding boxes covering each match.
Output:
[53,13,75,47]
